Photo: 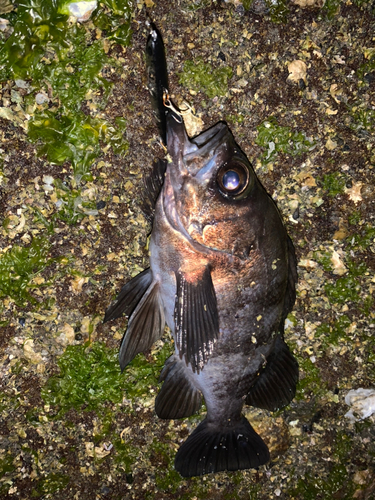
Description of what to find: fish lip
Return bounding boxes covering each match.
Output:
[162,113,238,255]
[187,122,229,162]
[166,112,231,172]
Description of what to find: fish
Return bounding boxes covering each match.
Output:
[104,23,299,478]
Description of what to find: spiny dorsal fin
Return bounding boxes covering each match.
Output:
[119,280,165,371]
[104,268,152,323]
[141,159,167,220]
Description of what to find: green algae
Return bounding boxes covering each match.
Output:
[183,0,212,12]
[242,0,289,23]
[111,436,139,473]
[0,454,16,495]
[0,0,132,81]
[179,57,233,98]
[320,172,347,197]
[0,237,59,306]
[0,1,69,82]
[0,0,129,186]
[315,315,351,350]
[314,240,371,310]
[295,354,327,401]
[313,249,333,272]
[41,340,173,417]
[123,341,173,400]
[42,341,126,416]
[92,0,133,45]
[265,0,289,23]
[40,340,174,479]
[151,440,182,493]
[348,210,361,226]
[29,111,100,183]
[255,117,314,163]
[319,0,341,20]
[289,432,356,499]
[227,113,244,125]
[290,463,356,499]
[346,223,375,252]
[31,473,70,498]
[349,106,375,133]
[0,454,15,476]
[25,31,128,182]
[54,180,99,224]
[325,275,361,305]
[357,48,375,83]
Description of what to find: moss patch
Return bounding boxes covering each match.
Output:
[0,237,58,307]
[179,57,233,98]
[255,117,315,163]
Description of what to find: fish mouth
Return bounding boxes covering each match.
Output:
[166,110,232,179]
[161,111,235,254]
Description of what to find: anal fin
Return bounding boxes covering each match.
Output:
[246,335,299,411]
[119,280,165,371]
[175,416,270,477]
[174,266,219,373]
[155,354,202,419]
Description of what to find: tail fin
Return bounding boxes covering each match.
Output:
[174,416,269,477]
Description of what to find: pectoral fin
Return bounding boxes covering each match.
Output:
[119,280,165,371]
[174,266,220,373]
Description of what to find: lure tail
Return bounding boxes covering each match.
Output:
[146,22,169,145]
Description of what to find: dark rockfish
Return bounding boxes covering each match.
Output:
[105,25,299,478]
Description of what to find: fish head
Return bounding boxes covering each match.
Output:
[163,110,267,256]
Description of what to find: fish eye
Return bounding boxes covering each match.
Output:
[217,160,251,199]
[222,170,240,190]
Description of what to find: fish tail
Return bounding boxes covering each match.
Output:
[174,416,269,477]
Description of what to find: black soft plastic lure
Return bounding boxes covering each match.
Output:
[105,23,299,478]
[145,22,169,146]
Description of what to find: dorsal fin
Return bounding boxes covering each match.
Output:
[141,159,167,220]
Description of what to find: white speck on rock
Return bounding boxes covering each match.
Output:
[345,388,375,422]
[36,92,49,104]
[68,1,97,22]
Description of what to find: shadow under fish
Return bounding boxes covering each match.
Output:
[104,22,299,478]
